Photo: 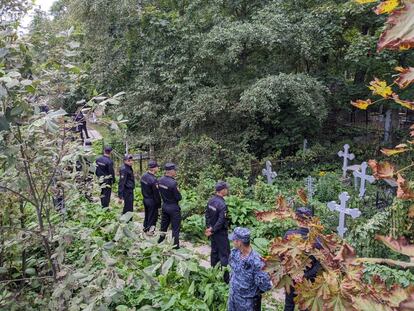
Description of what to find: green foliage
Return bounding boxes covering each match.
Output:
[363,264,414,289]
[182,214,207,243]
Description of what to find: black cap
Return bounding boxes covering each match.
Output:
[148,160,159,169]
[124,154,133,161]
[104,146,112,153]
[296,207,313,218]
[215,181,229,192]
[164,162,176,171]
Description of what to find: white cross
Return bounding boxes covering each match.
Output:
[262,161,277,184]
[327,192,361,238]
[353,162,375,198]
[338,144,355,178]
[303,139,308,152]
[305,176,315,201]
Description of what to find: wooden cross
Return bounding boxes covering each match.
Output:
[262,161,277,184]
[327,192,361,238]
[338,144,355,178]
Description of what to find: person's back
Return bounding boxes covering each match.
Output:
[158,175,181,205]
[141,161,161,234]
[95,147,114,208]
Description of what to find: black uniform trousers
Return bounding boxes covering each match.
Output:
[143,199,160,231]
[122,189,134,214]
[211,231,230,267]
[100,183,112,208]
[158,203,181,248]
[211,230,230,283]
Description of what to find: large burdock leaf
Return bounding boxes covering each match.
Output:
[297,188,308,205]
[367,159,396,179]
[395,67,414,89]
[333,243,356,264]
[378,2,414,51]
[368,78,394,98]
[376,235,414,258]
[351,99,374,110]
[397,173,414,199]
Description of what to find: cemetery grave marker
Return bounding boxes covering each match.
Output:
[353,162,375,198]
[338,144,355,178]
[262,161,277,184]
[305,176,315,201]
[327,192,361,238]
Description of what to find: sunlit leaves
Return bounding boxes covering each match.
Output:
[255,196,296,222]
[368,78,394,98]
[374,0,400,15]
[355,0,377,3]
[392,95,414,110]
[395,67,414,89]
[351,99,374,110]
[381,144,409,156]
[377,2,414,51]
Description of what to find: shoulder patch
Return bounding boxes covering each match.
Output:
[159,184,168,190]
[208,205,217,211]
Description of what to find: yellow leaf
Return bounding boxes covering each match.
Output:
[351,99,373,110]
[375,0,400,14]
[393,96,414,110]
[355,0,377,3]
[381,147,408,156]
[368,78,394,98]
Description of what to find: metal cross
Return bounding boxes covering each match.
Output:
[262,161,277,184]
[338,144,355,178]
[305,176,315,201]
[327,192,361,238]
[353,162,375,198]
[303,139,308,152]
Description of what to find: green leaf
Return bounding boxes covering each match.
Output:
[24,268,36,276]
[120,212,133,223]
[161,257,174,275]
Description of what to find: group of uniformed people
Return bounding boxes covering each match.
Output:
[94,146,320,311]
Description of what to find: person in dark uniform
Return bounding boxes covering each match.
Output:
[118,154,135,214]
[75,139,94,202]
[157,163,182,249]
[95,146,115,208]
[283,207,322,311]
[73,109,89,141]
[141,160,161,235]
[205,181,231,283]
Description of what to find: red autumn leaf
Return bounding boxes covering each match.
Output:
[395,67,414,89]
[333,243,356,264]
[297,188,308,205]
[399,288,414,311]
[256,196,295,222]
[376,235,414,258]
[397,173,414,200]
[368,159,396,179]
[351,99,374,110]
[378,2,414,51]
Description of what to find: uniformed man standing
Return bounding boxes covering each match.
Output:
[95,146,115,208]
[118,154,135,214]
[205,181,231,282]
[141,160,161,235]
[284,207,322,311]
[157,163,182,249]
[228,227,272,311]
